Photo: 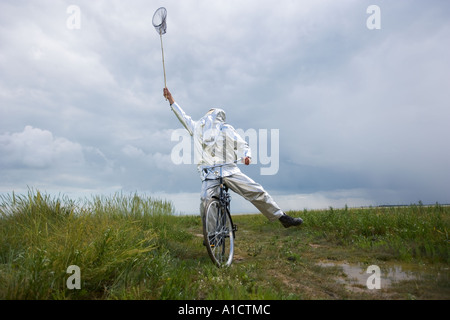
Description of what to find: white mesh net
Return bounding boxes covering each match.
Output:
[152,7,167,35]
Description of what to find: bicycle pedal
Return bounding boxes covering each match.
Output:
[232,225,238,232]
[203,239,216,247]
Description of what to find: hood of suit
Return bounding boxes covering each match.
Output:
[200,108,226,147]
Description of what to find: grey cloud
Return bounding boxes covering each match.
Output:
[1,0,449,211]
[0,126,84,168]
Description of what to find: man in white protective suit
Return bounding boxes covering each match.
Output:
[163,88,303,228]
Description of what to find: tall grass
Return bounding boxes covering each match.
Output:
[0,190,175,299]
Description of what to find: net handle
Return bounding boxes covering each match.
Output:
[159,30,167,89]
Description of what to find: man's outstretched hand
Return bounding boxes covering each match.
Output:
[243,157,251,165]
[163,88,175,105]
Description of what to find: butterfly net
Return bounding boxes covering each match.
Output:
[152,7,167,35]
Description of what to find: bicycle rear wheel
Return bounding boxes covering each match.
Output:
[202,198,234,267]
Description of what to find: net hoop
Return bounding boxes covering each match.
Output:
[152,7,167,35]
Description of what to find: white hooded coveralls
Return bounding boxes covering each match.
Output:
[171,102,283,221]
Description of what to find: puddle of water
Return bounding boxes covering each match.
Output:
[318,261,417,289]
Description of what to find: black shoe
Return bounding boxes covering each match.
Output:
[279,214,303,228]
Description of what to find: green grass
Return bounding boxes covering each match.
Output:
[0,190,449,300]
[295,204,449,263]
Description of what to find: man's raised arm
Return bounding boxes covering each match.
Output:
[163,87,195,136]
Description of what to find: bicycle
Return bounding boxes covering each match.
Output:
[201,159,241,267]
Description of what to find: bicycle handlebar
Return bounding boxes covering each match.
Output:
[200,158,243,171]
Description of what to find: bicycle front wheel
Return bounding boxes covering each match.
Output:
[203,198,234,267]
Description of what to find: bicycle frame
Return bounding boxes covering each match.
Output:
[201,158,241,223]
[201,159,241,267]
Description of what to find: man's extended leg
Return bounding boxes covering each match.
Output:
[223,171,302,227]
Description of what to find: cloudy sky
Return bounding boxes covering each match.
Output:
[1,0,449,214]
